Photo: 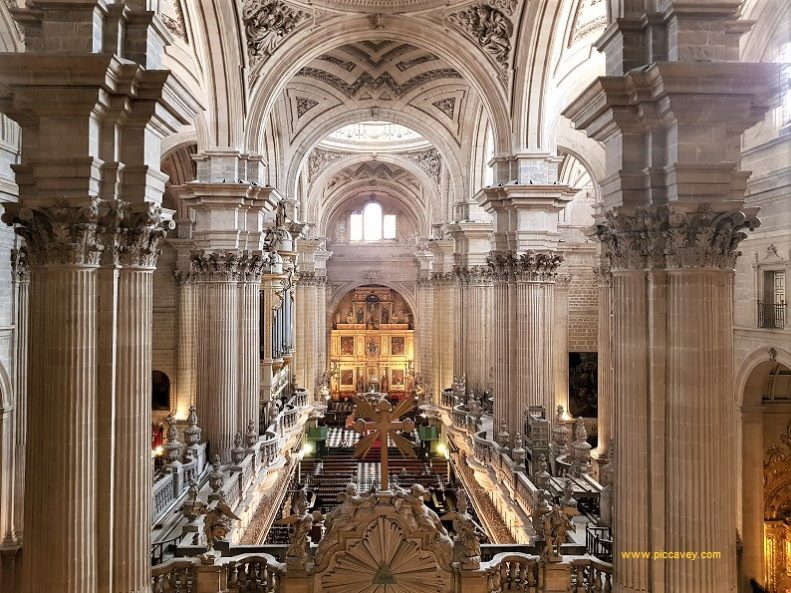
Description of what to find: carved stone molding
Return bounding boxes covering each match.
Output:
[592,264,612,285]
[596,204,760,271]
[191,250,267,282]
[2,199,105,267]
[242,0,309,65]
[430,271,456,286]
[486,251,564,282]
[296,271,327,286]
[449,2,516,69]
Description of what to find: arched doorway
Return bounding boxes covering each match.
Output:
[739,354,791,592]
[329,286,415,399]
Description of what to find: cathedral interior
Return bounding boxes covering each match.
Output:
[0,0,789,592]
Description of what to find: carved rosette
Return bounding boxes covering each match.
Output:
[2,199,105,267]
[596,204,760,271]
[191,250,266,283]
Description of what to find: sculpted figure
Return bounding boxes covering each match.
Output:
[324,483,373,531]
[541,504,575,562]
[441,490,481,568]
[203,492,240,551]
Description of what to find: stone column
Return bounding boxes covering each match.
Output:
[452,271,466,379]
[10,249,28,546]
[112,203,169,593]
[414,250,434,396]
[316,274,328,388]
[460,266,491,395]
[5,201,103,593]
[564,6,773,586]
[238,262,263,436]
[174,271,198,417]
[488,256,512,436]
[259,274,278,405]
[431,272,455,393]
[553,274,571,416]
[295,272,317,395]
[591,264,612,470]
[193,251,242,463]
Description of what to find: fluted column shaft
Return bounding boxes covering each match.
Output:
[599,205,755,593]
[238,279,261,435]
[431,274,454,393]
[490,268,510,434]
[113,266,154,593]
[316,277,327,389]
[591,266,613,467]
[25,264,98,593]
[197,279,239,463]
[453,275,465,378]
[260,276,277,401]
[174,275,197,416]
[553,276,571,415]
[415,278,434,396]
[7,252,28,547]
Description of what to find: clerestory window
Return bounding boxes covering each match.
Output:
[350,201,397,242]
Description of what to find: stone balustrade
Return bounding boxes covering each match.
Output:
[441,388,456,409]
[149,550,611,593]
[152,443,209,523]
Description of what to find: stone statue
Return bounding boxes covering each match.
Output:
[393,484,453,566]
[346,311,354,323]
[441,489,481,569]
[560,478,579,513]
[541,504,575,562]
[180,480,207,523]
[530,489,552,540]
[203,492,240,551]
[280,494,323,568]
[533,453,551,490]
[324,483,374,532]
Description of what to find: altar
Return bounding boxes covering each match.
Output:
[329,287,415,400]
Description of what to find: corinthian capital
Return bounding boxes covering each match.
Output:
[597,204,760,271]
[2,198,105,266]
[101,201,173,268]
[191,250,266,282]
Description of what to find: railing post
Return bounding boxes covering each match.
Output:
[543,563,572,593]
[457,569,491,593]
[195,562,229,593]
[280,567,312,593]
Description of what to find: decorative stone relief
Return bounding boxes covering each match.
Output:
[486,251,564,282]
[449,2,517,68]
[161,0,188,42]
[191,250,267,282]
[432,97,456,119]
[315,487,453,591]
[11,247,29,283]
[2,199,105,266]
[308,148,352,182]
[242,0,309,65]
[405,148,442,184]
[295,96,319,117]
[596,204,760,271]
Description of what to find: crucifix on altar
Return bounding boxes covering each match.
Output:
[352,395,417,491]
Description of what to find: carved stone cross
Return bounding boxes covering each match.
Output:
[352,395,416,490]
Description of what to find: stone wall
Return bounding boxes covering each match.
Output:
[152,245,179,421]
[560,243,599,353]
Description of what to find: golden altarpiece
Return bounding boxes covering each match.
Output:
[329,287,415,398]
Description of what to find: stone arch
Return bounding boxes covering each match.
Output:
[245,16,512,156]
[736,347,791,591]
[286,107,462,207]
[328,281,417,324]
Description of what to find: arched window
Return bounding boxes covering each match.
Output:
[350,201,397,242]
[152,371,171,411]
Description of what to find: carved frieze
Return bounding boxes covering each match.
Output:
[449,1,517,69]
[309,148,352,183]
[242,0,309,65]
[596,204,760,271]
[454,265,491,285]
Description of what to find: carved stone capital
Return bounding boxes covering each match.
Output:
[191,250,266,282]
[430,271,455,286]
[596,204,760,271]
[555,274,572,287]
[2,198,105,267]
[453,265,491,285]
[297,271,318,286]
[11,248,29,283]
[486,251,563,282]
[592,264,612,286]
[108,201,174,269]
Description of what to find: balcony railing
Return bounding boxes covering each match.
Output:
[758,301,786,329]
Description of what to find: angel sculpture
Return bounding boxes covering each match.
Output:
[324,482,373,532]
[203,492,241,551]
[441,489,481,569]
[393,483,453,566]
[279,496,323,568]
[180,479,208,523]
